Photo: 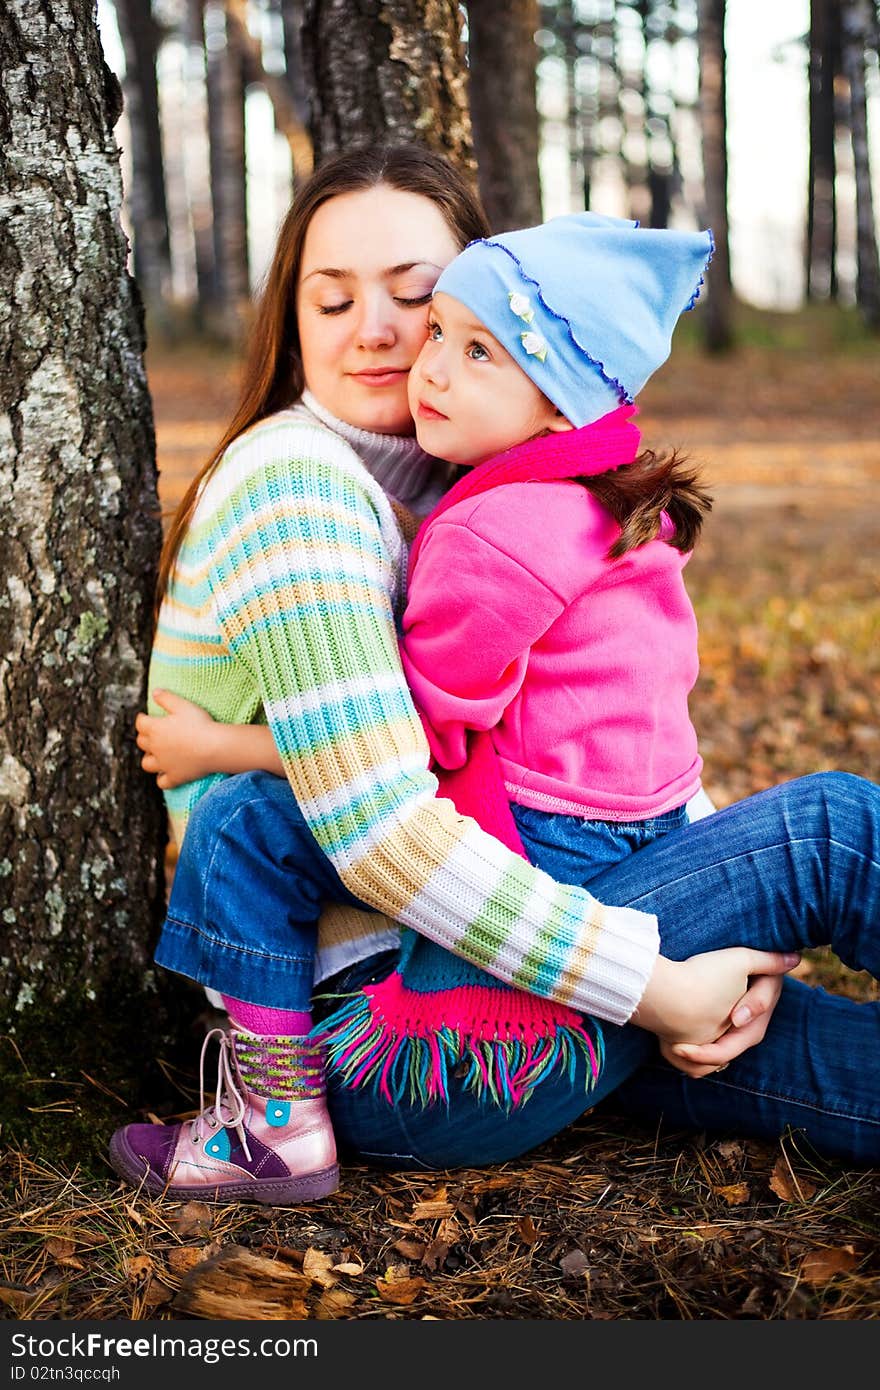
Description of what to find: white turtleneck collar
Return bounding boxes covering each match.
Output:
[296,389,451,512]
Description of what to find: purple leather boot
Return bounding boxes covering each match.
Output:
[108,1028,338,1205]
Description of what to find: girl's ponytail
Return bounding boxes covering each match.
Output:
[580,450,712,559]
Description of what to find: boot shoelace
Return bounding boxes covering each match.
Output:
[190,1027,252,1162]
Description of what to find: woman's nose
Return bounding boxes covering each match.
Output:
[356,295,396,349]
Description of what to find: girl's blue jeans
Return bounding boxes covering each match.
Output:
[155,770,880,1166]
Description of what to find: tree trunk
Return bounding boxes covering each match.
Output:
[300,0,474,172]
[113,0,172,322]
[0,0,180,1159]
[225,0,313,185]
[204,0,250,343]
[841,0,880,328]
[184,0,218,324]
[807,0,839,299]
[466,0,542,231]
[278,0,310,124]
[697,0,734,351]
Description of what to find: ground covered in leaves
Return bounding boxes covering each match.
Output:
[2,305,879,1321]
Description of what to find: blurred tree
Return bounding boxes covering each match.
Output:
[300,0,474,170]
[806,0,840,300]
[841,0,880,328]
[466,0,543,230]
[114,0,172,323]
[697,0,733,350]
[0,0,179,1148]
[226,0,312,187]
[276,0,309,124]
[202,0,250,342]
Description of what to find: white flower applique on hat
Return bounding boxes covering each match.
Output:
[508,291,535,323]
[507,292,547,362]
[520,331,548,362]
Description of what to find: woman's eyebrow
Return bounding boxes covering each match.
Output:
[300,260,444,284]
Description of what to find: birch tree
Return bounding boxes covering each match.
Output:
[0,0,175,1151]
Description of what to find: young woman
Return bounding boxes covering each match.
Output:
[109,146,880,1205]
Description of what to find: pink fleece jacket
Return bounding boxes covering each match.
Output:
[400,410,703,826]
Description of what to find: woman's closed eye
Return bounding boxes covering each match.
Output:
[395,292,434,307]
[318,300,352,316]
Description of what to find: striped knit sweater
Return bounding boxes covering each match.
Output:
[150,393,660,1025]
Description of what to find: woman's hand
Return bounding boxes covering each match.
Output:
[632,947,800,1064]
[135,689,225,789]
[658,970,787,1078]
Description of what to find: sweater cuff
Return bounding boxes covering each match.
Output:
[566,902,660,1026]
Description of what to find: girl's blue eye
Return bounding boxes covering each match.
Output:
[427,322,443,340]
[468,342,489,361]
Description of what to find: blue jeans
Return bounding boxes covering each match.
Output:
[157,770,880,1166]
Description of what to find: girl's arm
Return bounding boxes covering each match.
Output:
[136,690,283,789]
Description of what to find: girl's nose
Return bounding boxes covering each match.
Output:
[418,341,448,389]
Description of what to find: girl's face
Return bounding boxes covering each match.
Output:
[408,292,569,465]
[296,186,461,435]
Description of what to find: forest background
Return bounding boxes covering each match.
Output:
[1,0,879,1321]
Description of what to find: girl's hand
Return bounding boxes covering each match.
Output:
[632,947,800,1053]
[659,971,786,1078]
[135,690,223,790]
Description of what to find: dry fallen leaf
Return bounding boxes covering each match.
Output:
[420,1238,449,1271]
[169,1201,213,1237]
[518,1216,538,1246]
[714,1183,751,1206]
[46,1237,84,1269]
[799,1246,858,1285]
[768,1157,817,1204]
[315,1288,358,1319]
[376,1274,426,1305]
[331,1258,365,1277]
[392,1238,426,1261]
[302,1247,338,1289]
[559,1248,590,1278]
[126,1254,154,1282]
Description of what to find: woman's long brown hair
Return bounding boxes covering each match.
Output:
[155,144,491,619]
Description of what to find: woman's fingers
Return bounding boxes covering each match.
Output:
[730,971,785,1028]
[668,1003,776,1073]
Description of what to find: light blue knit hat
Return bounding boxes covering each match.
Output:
[432,211,714,428]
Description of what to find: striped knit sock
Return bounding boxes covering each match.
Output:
[221,995,312,1037]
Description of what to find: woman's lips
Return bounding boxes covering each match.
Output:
[416,401,448,420]
[349,369,409,387]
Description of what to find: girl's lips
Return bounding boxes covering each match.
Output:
[416,401,448,420]
[349,369,409,387]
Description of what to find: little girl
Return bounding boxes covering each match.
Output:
[134,212,721,1182]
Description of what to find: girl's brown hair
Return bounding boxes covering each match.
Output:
[155,144,491,616]
[580,448,712,559]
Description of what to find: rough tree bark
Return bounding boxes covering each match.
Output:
[697,0,734,351]
[466,0,542,231]
[0,0,180,1155]
[300,0,475,172]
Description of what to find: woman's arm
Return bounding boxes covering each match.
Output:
[136,690,283,788]
[196,425,659,1026]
